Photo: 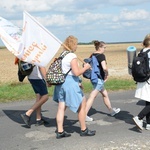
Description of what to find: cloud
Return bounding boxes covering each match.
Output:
[0,0,79,14]
[0,0,150,43]
[36,14,73,26]
[119,9,150,20]
[109,0,150,6]
[75,12,111,24]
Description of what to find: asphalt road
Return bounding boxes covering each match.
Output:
[0,90,150,150]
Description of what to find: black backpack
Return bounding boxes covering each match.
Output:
[18,60,35,82]
[18,60,34,75]
[131,49,150,83]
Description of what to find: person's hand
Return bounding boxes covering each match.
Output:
[79,83,83,90]
[47,84,52,87]
[83,63,91,70]
[46,81,52,87]
[104,75,108,82]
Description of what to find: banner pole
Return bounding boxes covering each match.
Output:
[61,43,84,63]
[24,11,85,64]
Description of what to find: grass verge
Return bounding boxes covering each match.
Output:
[0,78,136,103]
[82,78,136,93]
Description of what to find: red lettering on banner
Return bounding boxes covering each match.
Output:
[0,34,19,55]
[21,42,47,63]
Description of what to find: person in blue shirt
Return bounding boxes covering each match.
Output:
[85,40,120,121]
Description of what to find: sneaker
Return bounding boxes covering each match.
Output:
[80,128,96,137]
[133,116,143,130]
[146,124,150,130]
[41,117,49,124]
[20,113,30,128]
[56,131,71,139]
[86,116,93,122]
[35,120,44,126]
[110,108,121,116]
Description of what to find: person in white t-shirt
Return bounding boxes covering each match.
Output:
[53,35,96,139]
[133,37,150,130]
[20,66,49,128]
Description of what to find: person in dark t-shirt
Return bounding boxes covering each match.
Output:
[85,40,120,122]
[92,53,105,80]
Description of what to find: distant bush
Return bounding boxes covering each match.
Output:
[0,46,6,49]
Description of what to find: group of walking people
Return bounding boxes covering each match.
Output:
[19,33,150,139]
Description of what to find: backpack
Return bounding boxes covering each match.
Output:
[83,54,100,79]
[46,51,71,85]
[18,60,34,82]
[18,60,34,75]
[131,49,150,83]
[83,57,92,79]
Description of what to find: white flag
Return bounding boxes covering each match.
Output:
[0,12,62,67]
[0,17,24,56]
[21,11,62,67]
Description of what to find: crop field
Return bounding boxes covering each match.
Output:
[0,43,142,84]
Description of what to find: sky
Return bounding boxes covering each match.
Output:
[0,0,150,45]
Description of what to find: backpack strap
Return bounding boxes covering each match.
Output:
[60,50,71,59]
[142,49,150,84]
[141,49,150,62]
[60,50,72,75]
[64,68,72,77]
[146,49,150,55]
[90,53,100,58]
[141,49,150,54]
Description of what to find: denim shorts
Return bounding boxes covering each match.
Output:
[28,79,48,96]
[92,78,104,91]
[53,75,84,113]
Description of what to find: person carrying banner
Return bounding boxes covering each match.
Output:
[20,63,49,128]
[53,35,96,139]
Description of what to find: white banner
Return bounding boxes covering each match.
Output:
[0,17,24,56]
[21,11,62,66]
[0,12,62,67]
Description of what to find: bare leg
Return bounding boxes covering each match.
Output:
[78,97,87,130]
[56,102,66,132]
[35,94,42,120]
[26,94,48,117]
[100,89,112,111]
[86,90,99,115]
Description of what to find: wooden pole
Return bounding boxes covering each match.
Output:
[61,43,84,63]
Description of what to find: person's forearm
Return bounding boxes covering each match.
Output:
[39,67,46,79]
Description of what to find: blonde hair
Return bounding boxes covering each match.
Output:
[63,35,78,50]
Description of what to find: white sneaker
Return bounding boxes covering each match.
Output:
[133,116,143,130]
[110,108,121,116]
[146,124,150,130]
[86,116,93,122]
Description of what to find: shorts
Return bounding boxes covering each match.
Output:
[28,79,48,96]
[92,78,104,91]
[53,75,84,113]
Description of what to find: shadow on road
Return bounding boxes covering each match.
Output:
[2,109,80,132]
[136,100,145,106]
[88,107,135,125]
